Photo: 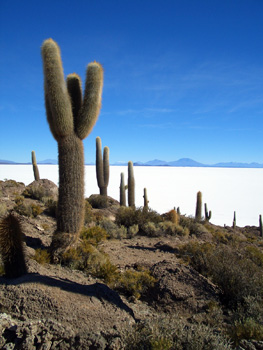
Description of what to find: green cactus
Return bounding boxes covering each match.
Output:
[177,207,181,215]
[41,39,103,257]
[31,150,40,181]
[143,188,149,210]
[120,172,126,206]
[204,203,212,222]
[259,214,262,237]
[96,136,109,196]
[128,161,135,207]
[195,191,202,221]
[233,211,236,229]
[0,213,27,278]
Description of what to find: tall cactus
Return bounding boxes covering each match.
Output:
[143,188,149,210]
[259,214,262,237]
[96,136,109,196]
[41,39,103,257]
[120,172,126,206]
[31,150,40,181]
[0,213,28,278]
[233,211,236,229]
[128,161,135,207]
[204,203,212,222]
[195,191,202,221]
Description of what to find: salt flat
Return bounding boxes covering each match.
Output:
[0,165,262,227]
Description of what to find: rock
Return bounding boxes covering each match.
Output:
[24,180,58,201]
[145,260,219,315]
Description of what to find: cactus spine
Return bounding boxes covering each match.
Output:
[41,39,103,257]
[120,172,126,206]
[143,188,149,210]
[128,161,135,207]
[96,137,109,196]
[195,191,202,221]
[204,203,212,222]
[31,150,40,181]
[0,213,27,278]
[259,214,262,237]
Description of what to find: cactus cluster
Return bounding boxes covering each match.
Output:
[41,39,103,257]
[96,136,109,196]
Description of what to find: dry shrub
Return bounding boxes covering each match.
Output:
[123,315,232,350]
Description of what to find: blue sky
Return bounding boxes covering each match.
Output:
[0,0,263,164]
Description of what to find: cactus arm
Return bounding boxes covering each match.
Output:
[96,136,104,190]
[67,73,83,119]
[75,62,103,140]
[41,39,74,139]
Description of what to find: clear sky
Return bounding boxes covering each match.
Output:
[0,0,263,165]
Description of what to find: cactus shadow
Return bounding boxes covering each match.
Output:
[0,274,136,320]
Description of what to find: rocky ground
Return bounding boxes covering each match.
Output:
[0,179,262,349]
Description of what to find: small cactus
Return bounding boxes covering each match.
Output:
[259,214,262,237]
[0,213,27,278]
[96,137,109,196]
[233,211,236,229]
[31,151,40,181]
[195,191,202,221]
[41,39,103,258]
[177,207,181,215]
[204,203,212,222]
[120,172,126,206]
[166,209,179,225]
[128,161,135,207]
[143,188,149,210]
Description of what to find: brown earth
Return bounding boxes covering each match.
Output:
[0,179,261,349]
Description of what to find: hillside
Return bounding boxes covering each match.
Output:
[0,179,262,349]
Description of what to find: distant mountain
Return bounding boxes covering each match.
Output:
[168,158,206,167]
[0,159,17,164]
[1,158,263,168]
[38,159,58,164]
[214,162,263,168]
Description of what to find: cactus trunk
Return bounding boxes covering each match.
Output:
[259,214,262,237]
[195,191,202,221]
[57,134,84,234]
[31,150,40,181]
[120,172,126,206]
[128,161,135,207]
[143,188,149,210]
[96,136,109,196]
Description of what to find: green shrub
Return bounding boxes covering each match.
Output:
[0,203,7,217]
[44,198,57,218]
[99,218,128,239]
[84,198,94,224]
[115,268,156,299]
[32,248,50,264]
[115,206,162,231]
[178,242,263,308]
[229,317,263,345]
[245,245,263,267]
[127,224,139,238]
[88,194,109,209]
[80,226,108,246]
